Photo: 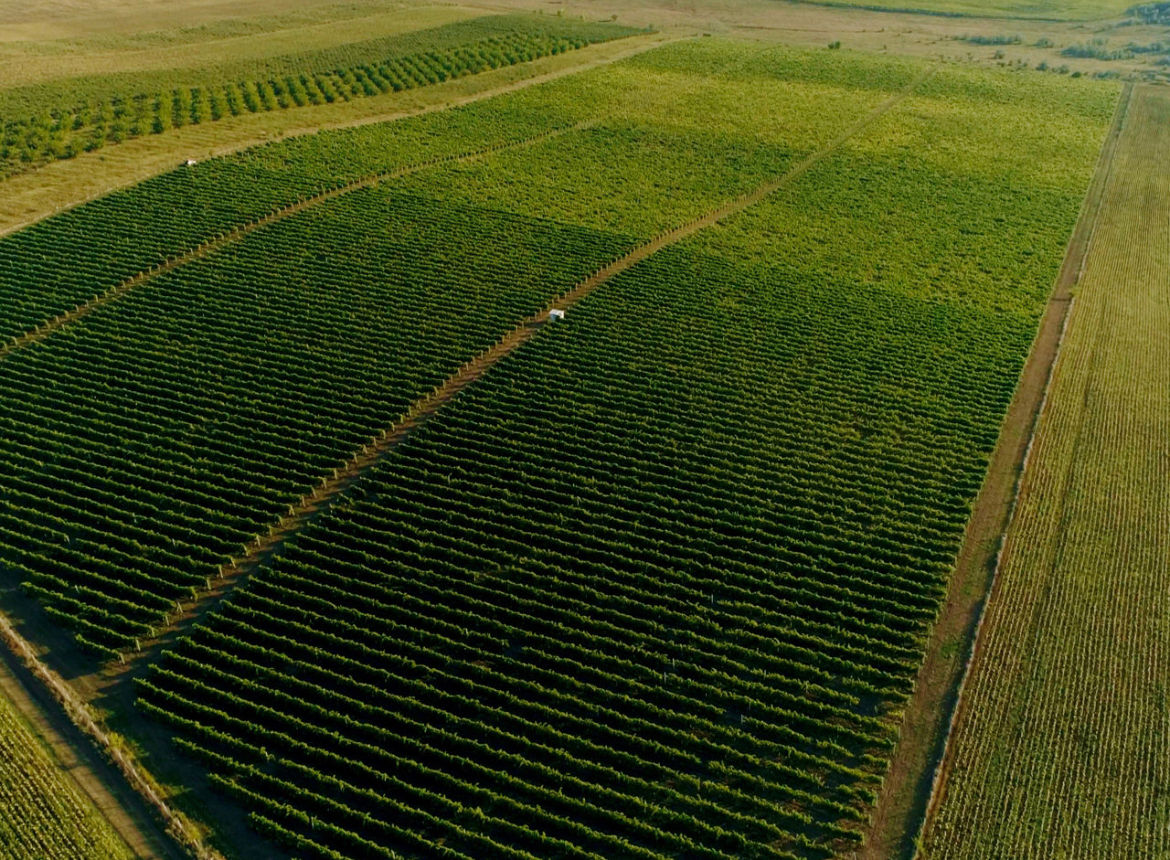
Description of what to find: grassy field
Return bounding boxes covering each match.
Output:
[923,83,1170,858]
[0,32,1119,856]
[0,3,481,87]
[0,670,134,860]
[783,0,1135,22]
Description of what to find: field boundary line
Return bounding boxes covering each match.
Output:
[0,115,605,363]
[855,80,1134,860]
[0,613,216,860]
[101,66,935,681]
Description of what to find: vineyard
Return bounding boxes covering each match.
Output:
[0,13,641,178]
[0,670,132,859]
[923,85,1170,858]
[0,32,1125,860]
[0,41,926,656]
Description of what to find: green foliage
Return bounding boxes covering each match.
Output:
[1062,37,1134,59]
[1127,0,1170,23]
[0,188,633,656]
[960,33,1022,44]
[0,690,134,859]
[0,37,1119,859]
[0,14,642,179]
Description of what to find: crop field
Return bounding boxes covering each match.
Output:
[126,56,1115,857]
[0,23,1131,860]
[923,84,1170,859]
[0,42,937,659]
[0,670,132,859]
[0,13,641,178]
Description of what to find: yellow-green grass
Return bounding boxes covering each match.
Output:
[923,84,1170,858]
[0,30,671,238]
[0,680,133,859]
[0,0,394,38]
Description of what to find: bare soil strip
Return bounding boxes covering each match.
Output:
[0,117,603,364]
[0,67,931,860]
[855,81,1134,860]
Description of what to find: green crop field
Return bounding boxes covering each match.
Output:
[0,31,1122,858]
[0,674,133,859]
[922,84,1170,860]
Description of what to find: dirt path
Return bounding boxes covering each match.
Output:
[855,81,1134,860]
[0,115,604,364]
[0,32,675,240]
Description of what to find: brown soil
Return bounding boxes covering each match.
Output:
[855,81,1134,860]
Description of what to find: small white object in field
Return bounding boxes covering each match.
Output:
[548,309,566,321]
[185,159,198,166]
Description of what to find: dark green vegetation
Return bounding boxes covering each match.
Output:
[0,41,912,655]
[133,60,1115,856]
[0,14,640,178]
[0,38,1117,859]
[1127,0,1170,23]
[0,90,603,342]
[3,189,631,654]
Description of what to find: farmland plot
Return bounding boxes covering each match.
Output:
[923,84,1170,860]
[0,14,642,179]
[0,42,914,658]
[125,49,1118,859]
